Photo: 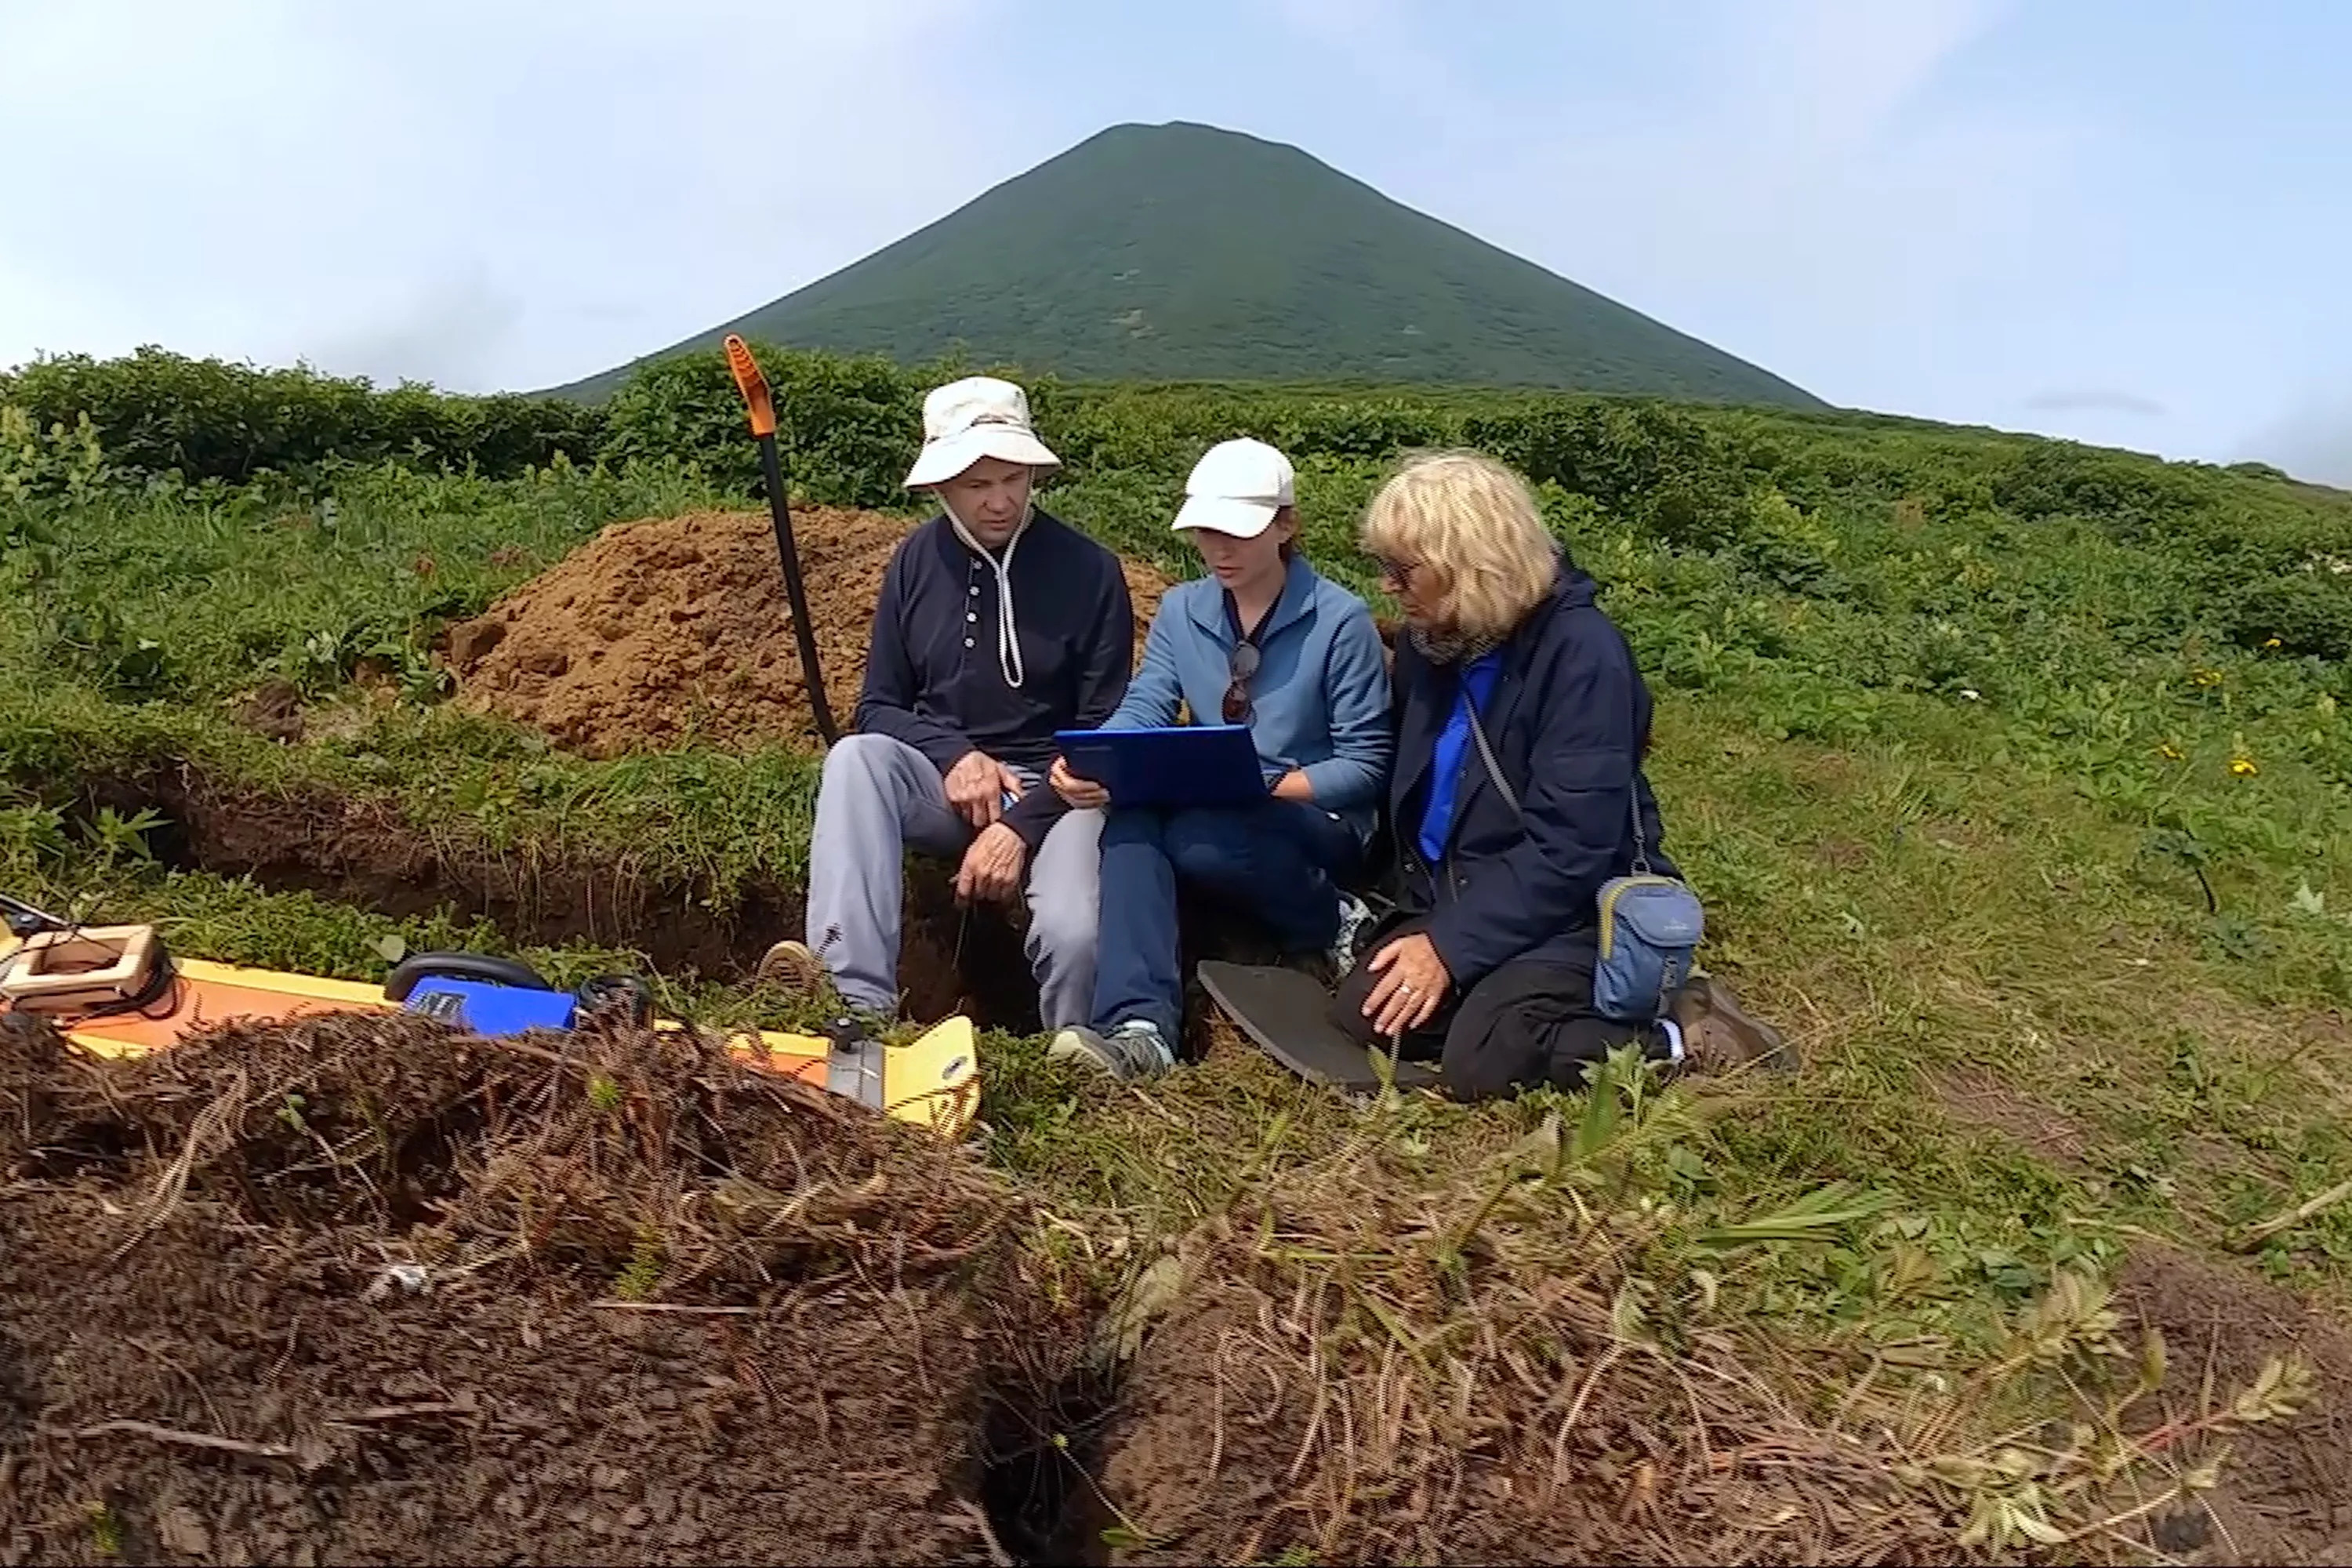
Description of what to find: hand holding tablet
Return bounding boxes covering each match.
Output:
[1051,724,1270,809]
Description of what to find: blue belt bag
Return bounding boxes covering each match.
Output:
[1466,705,1703,1023]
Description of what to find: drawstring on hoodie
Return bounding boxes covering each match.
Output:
[939,485,1033,689]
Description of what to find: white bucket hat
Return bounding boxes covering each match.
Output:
[1173,437,1295,539]
[902,376,1061,489]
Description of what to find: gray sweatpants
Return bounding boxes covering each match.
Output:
[803,732,1102,1029]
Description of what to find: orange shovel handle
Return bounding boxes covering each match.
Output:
[724,334,777,439]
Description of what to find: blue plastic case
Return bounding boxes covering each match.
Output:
[401,978,579,1036]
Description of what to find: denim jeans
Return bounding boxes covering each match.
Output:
[1091,799,1359,1043]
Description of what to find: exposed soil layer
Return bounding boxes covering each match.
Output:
[0,1011,1093,1566]
[82,770,1042,1029]
[2111,1243,2352,1565]
[445,508,1174,760]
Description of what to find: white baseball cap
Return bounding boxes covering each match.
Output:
[902,376,1062,488]
[1172,437,1295,539]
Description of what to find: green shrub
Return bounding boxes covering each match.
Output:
[597,341,926,506]
[2229,574,2352,661]
[0,348,604,485]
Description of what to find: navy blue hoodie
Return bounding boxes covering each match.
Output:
[1388,557,1675,986]
[854,508,1133,848]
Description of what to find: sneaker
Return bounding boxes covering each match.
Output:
[1048,1018,1176,1081]
[1668,973,1798,1076]
[756,939,827,997]
[1327,891,1377,982]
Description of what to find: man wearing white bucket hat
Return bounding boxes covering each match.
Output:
[766,376,1134,1029]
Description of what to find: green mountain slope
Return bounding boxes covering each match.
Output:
[551,121,1825,410]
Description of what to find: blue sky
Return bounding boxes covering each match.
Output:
[2,0,2346,482]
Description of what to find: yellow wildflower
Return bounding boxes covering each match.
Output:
[2158,742,2183,761]
[2230,755,2258,778]
[2263,637,2284,649]
[2191,668,2225,688]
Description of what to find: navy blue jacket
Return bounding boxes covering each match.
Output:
[855,509,1134,848]
[1389,558,1674,986]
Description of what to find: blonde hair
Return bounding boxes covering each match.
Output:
[1359,450,1558,641]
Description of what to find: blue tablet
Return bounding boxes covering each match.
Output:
[1054,724,1269,808]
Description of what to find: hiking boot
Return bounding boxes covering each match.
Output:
[756,939,827,997]
[1328,891,1377,982]
[1668,973,1797,1076]
[1282,891,1381,989]
[1048,1018,1176,1081]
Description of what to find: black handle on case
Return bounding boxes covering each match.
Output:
[383,952,554,1003]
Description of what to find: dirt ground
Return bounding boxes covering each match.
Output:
[0,1011,1088,1567]
[2111,1243,2352,1565]
[445,508,1173,760]
[1932,1066,2096,1170]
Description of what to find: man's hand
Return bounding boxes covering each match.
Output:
[1360,931,1451,1039]
[945,750,1023,829]
[955,822,1029,905]
[1270,768,1316,803]
[1049,754,1110,811]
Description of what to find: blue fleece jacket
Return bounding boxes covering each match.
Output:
[1102,553,1393,845]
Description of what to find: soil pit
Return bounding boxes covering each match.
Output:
[445,508,1174,760]
[1,1011,1096,1566]
[83,769,1044,1029]
[2111,1243,2352,1564]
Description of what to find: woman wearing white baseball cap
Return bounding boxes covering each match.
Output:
[1044,437,1393,1080]
[779,375,1135,1035]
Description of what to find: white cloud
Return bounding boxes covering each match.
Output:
[2241,390,2352,490]
[1361,0,2114,416]
[305,269,528,390]
[1269,0,1497,140]
[2024,390,2169,417]
[0,0,1010,391]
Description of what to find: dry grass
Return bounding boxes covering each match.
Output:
[18,1008,1019,1304]
[1076,1046,2321,1566]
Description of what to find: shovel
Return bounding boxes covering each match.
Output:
[724,334,840,746]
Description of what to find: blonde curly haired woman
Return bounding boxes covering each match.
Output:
[1332,450,1791,1098]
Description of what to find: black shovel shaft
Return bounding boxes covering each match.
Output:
[1,891,69,937]
[756,431,840,746]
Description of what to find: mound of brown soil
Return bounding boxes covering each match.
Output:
[446,508,1174,760]
[1,1012,1088,1566]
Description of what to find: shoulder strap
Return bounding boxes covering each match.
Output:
[1463,700,1521,820]
[1465,700,1653,875]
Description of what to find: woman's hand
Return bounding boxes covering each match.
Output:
[1360,932,1450,1039]
[1270,768,1316,803]
[1049,754,1110,810]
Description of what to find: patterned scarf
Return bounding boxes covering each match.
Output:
[1407,620,1508,667]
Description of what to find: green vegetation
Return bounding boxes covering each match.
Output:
[7,345,2352,1551]
[0,348,601,486]
[548,122,1827,409]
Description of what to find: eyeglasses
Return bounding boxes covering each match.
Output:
[1222,640,1261,724]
